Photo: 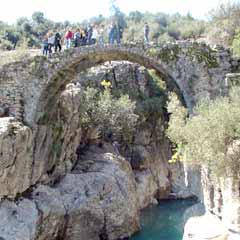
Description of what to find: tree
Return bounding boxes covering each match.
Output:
[16,17,29,27]
[109,0,127,29]
[155,14,168,27]
[167,87,240,178]
[208,1,240,20]
[129,11,143,23]
[63,20,71,28]
[206,1,240,47]
[32,11,45,24]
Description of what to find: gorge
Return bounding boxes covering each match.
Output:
[0,42,239,240]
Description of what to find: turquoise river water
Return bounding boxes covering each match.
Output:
[130,199,197,240]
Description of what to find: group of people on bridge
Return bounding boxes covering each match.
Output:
[42,22,150,57]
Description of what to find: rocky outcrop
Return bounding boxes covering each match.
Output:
[183,213,229,240]
[0,145,140,240]
[169,162,202,200]
[202,173,240,234]
[0,117,33,198]
[32,83,83,186]
[62,145,140,240]
[182,170,240,240]
[0,199,39,240]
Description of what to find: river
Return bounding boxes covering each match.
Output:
[130,199,197,240]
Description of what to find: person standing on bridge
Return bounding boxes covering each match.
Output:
[42,36,48,56]
[80,28,87,46]
[116,25,123,44]
[91,26,98,45]
[54,31,62,52]
[74,28,81,47]
[65,28,73,49]
[47,32,55,57]
[144,22,150,44]
[98,25,104,46]
[87,24,93,45]
[108,23,117,44]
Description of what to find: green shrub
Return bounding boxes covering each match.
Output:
[167,87,240,178]
[79,87,138,143]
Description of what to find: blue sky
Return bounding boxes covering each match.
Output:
[0,0,238,23]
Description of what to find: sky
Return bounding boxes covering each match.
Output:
[0,0,238,24]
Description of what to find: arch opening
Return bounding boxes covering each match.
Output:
[36,50,186,125]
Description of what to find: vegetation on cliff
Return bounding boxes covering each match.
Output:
[79,85,138,143]
[167,87,240,178]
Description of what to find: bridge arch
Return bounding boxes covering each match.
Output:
[35,45,186,125]
[0,42,228,126]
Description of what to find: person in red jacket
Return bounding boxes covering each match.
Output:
[65,28,73,49]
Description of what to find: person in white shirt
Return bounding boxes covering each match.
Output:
[47,32,55,57]
[98,26,104,46]
[91,27,98,45]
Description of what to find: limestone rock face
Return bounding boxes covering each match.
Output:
[62,144,140,240]
[0,199,39,240]
[32,83,83,185]
[202,176,240,234]
[170,162,203,200]
[0,145,140,240]
[0,117,33,198]
[221,179,240,234]
[135,169,158,209]
[0,61,174,205]
[31,185,67,240]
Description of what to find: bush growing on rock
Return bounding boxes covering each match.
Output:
[79,86,138,143]
[167,87,240,178]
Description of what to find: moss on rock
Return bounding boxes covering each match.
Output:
[186,45,219,68]
[146,45,180,64]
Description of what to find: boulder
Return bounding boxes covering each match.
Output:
[0,199,38,240]
[61,145,140,240]
[183,213,229,240]
[0,144,140,240]
[0,118,33,198]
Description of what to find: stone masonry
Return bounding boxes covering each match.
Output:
[0,42,233,126]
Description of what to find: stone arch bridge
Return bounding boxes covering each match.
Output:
[0,41,237,200]
[0,42,233,126]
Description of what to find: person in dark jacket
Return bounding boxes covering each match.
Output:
[42,36,48,56]
[144,22,150,44]
[74,28,81,47]
[87,24,93,45]
[54,31,62,52]
[108,23,117,44]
